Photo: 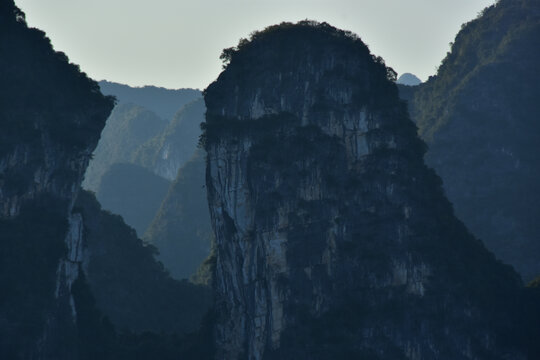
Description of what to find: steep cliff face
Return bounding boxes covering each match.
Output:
[0,2,114,358]
[204,21,524,359]
[409,0,540,282]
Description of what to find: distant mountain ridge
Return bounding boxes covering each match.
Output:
[396,72,421,86]
[98,80,201,120]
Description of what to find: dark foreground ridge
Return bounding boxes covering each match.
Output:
[0,2,213,359]
[204,20,535,359]
[0,1,114,357]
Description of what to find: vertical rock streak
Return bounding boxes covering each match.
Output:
[55,212,86,318]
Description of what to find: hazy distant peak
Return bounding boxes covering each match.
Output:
[98,80,201,120]
[396,72,422,86]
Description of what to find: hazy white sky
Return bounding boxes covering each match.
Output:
[15,0,495,90]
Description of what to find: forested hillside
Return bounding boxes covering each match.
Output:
[144,149,212,279]
[408,0,540,281]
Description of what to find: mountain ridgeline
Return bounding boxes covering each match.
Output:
[98,80,201,121]
[405,0,540,282]
[203,21,532,359]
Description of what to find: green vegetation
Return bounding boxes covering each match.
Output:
[203,21,399,148]
[200,112,298,148]
[527,276,540,288]
[0,196,68,357]
[144,149,213,280]
[75,190,212,334]
[70,191,214,359]
[408,0,540,281]
[413,0,540,141]
[72,267,215,360]
[0,1,114,157]
[218,20,396,83]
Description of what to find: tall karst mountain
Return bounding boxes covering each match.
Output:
[408,0,540,281]
[203,21,526,359]
[0,1,114,357]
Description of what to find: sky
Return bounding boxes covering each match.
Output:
[15,0,495,90]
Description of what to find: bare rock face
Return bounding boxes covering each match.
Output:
[203,21,524,360]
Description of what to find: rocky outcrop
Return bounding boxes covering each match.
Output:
[0,2,114,358]
[204,21,525,359]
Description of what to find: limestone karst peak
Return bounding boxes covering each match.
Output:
[204,20,524,359]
